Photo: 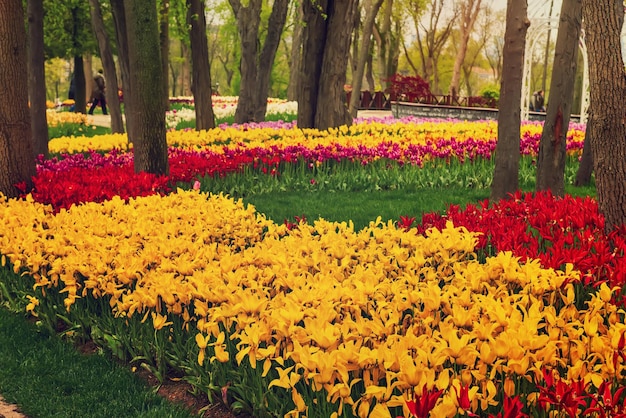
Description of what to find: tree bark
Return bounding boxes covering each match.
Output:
[0,0,36,197]
[89,0,124,134]
[349,0,385,118]
[449,0,482,98]
[298,0,328,128]
[574,121,594,186]
[110,0,137,141]
[27,0,49,159]
[229,0,262,123]
[536,0,582,195]
[298,0,356,130]
[73,55,87,114]
[253,0,290,122]
[582,0,626,232]
[124,0,169,175]
[187,0,216,130]
[490,0,529,200]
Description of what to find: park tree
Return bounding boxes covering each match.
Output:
[286,2,304,101]
[448,0,483,98]
[535,0,582,195]
[0,0,36,197]
[229,0,290,123]
[582,0,626,232]
[459,7,492,96]
[28,0,49,159]
[374,0,405,90]
[410,0,457,94]
[88,0,124,133]
[483,9,505,84]
[490,0,529,201]
[348,0,385,118]
[123,0,169,175]
[298,0,358,130]
[188,0,217,130]
[43,0,94,113]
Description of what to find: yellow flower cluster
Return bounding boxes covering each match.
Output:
[1,191,623,418]
[46,109,89,128]
[48,119,586,156]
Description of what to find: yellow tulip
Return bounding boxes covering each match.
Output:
[151,312,173,330]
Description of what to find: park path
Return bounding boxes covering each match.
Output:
[0,395,27,418]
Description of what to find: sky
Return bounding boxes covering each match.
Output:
[489,0,564,16]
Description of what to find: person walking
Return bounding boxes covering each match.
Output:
[88,69,107,115]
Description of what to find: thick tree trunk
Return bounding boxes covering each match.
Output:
[574,121,594,186]
[287,3,303,101]
[582,0,626,232]
[349,0,384,118]
[536,0,582,195]
[27,0,49,159]
[297,0,328,128]
[230,0,262,123]
[187,0,216,130]
[0,0,36,197]
[315,0,357,130]
[110,0,137,142]
[89,0,124,134]
[124,0,169,175]
[490,0,529,200]
[253,0,290,122]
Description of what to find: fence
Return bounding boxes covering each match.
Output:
[346,90,498,111]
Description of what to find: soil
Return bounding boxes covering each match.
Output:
[77,340,238,418]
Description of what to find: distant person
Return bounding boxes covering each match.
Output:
[532,90,545,112]
[88,69,107,115]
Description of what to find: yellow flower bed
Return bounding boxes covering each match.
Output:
[48,120,586,157]
[0,191,623,417]
[46,109,89,128]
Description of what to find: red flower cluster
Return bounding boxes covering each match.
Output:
[414,190,626,298]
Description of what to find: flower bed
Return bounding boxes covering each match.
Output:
[2,117,626,417]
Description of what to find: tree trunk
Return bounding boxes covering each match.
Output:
[574,121,594,186]
[315,0,357,129]
[349,0,384,118]
[89,0,124,134]
[374,0,394,90]
[582,0,626,232]
[187,0,216,130]
[124,0,169,175]
[490,0,529,200]
[253,0,290,122]
[449,0,482,98]
[229,0,262,123]
[73,55,87,114]
[159,0,170,110]
[287,2,303,101]
[297,0,328,128]
[0,0,36,197]
[536,0,582,195]
[110,0,137,142]
[298,0,356,130]
[27,0,49,159]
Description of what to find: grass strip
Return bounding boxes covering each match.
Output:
[0,308,195,418]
